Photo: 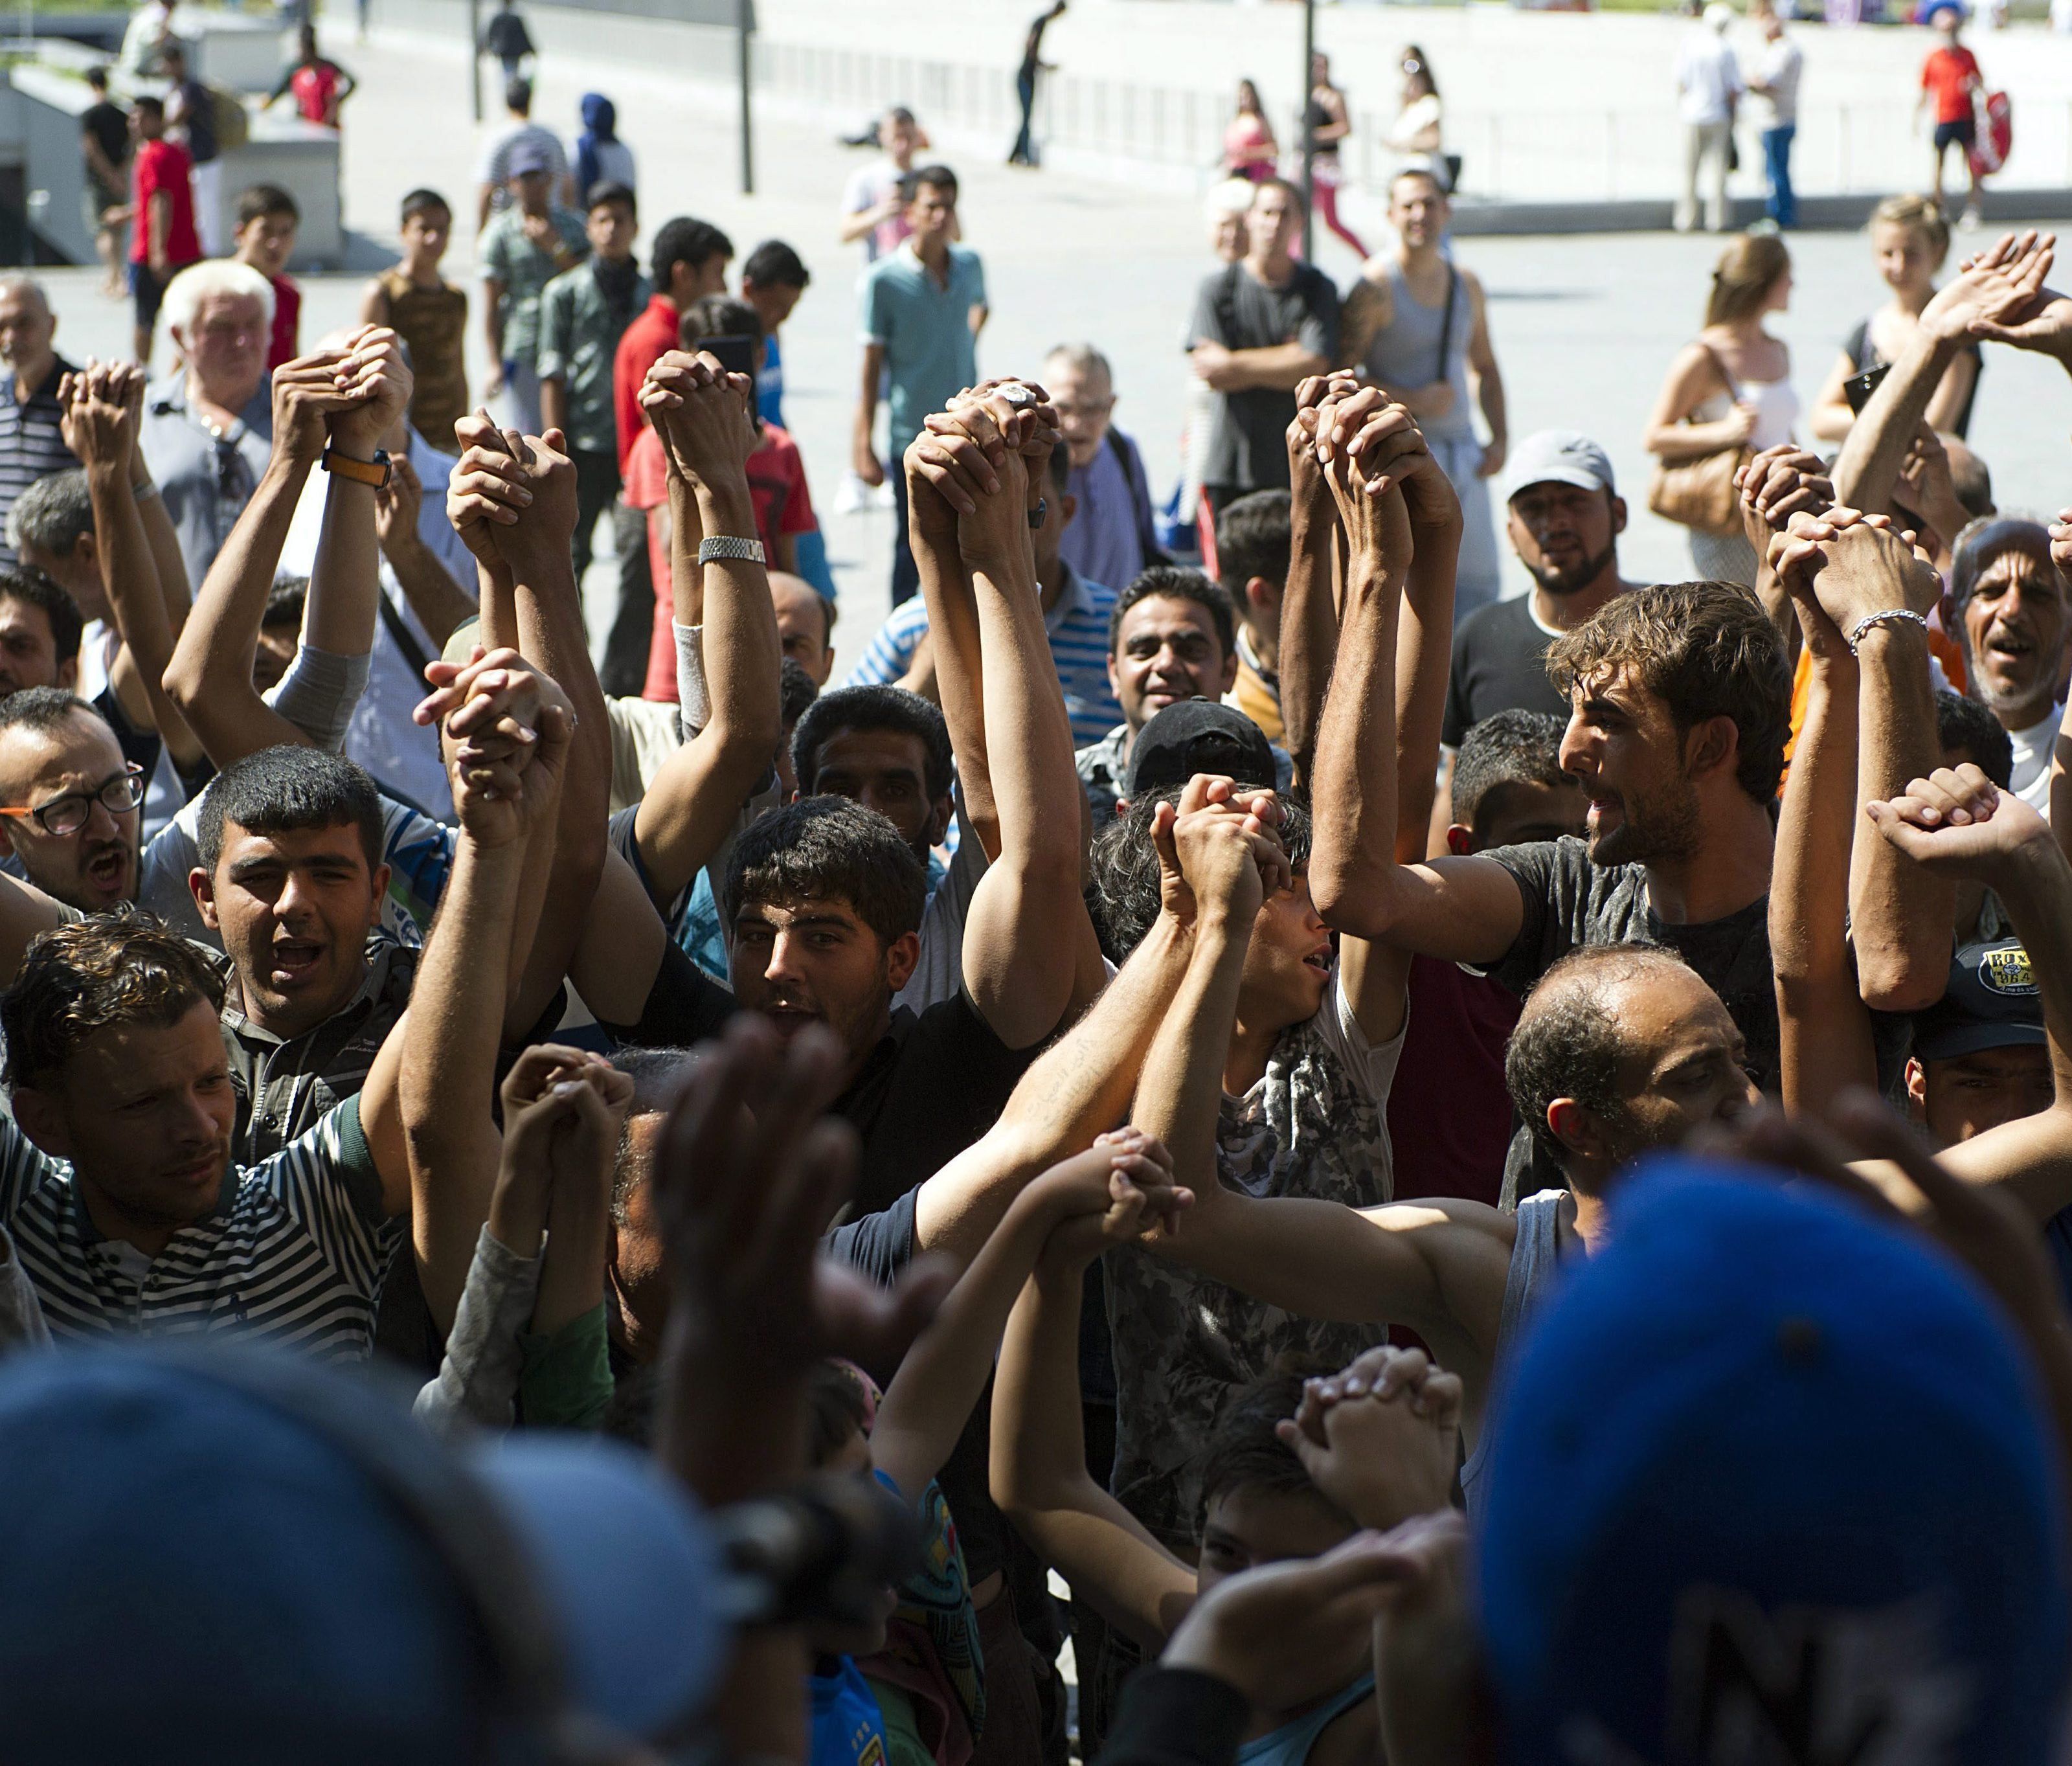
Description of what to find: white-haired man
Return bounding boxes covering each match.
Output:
[139,258,275,586]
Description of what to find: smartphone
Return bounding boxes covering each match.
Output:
[1843,361,1892,415]
[700,334,760,381]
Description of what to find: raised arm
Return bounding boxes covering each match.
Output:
[374,454,474,650]
[359,662,573,1333]
[1864,774,2072,1223]
[627,352,783,903]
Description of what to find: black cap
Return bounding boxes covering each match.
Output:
[1126,699,1278,800]
[1912,938,2045,1064]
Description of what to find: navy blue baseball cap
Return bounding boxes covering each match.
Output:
[0,1346,728,1765]
[1913,936,2045,1064]
[1477,1157,2068,1765]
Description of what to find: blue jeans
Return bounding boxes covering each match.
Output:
[1762,123,1797,229]
[890,458,919,606]
[1011,68,1038,163]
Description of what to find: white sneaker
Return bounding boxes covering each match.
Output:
[1961,204,1983,230]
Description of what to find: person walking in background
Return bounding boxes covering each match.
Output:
[1809,194,1979,442]
[1342,168,1507,620]
[361,188,469,446]
[1047,342,1163,594]
[1223,80,1278,183]
[1919,1,1985,226]
[479,142,588,432]
[840,106,926,262]
[572,95,635,206]
[475,79,572,227]
[482,0,535,86]
[1744,0,1803,229]
[78,69,129,299]
[741,240,809,432]
[265,25,355,131]
[120,95,200,367]
[538,181,646,598]
[1645,231,1797,584]
[1384,45,1448,188]
[1009,0,1066,167]
[852,165,986,604]
[229,183,300,370]
[1674,2,1741,233]
[159,43,223,256]
[1303,51,1368,258]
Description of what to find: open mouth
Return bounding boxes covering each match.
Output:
[84,846,127,894]
[269,940,325,986]
[1302,947,1333,975]
[1586,796,1623,834]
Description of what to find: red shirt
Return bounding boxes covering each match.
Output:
[613,294,681,472]
[1922,44,1981,126]
[266,274,301,370]
[624,420,818,701]
[291,60,342,126]
[1384,957,1520,1209]
[130,137,201,267]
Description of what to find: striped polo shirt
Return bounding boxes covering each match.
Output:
[845,565,1123,747]
[0,356,79,569]
[0,1094,403,1361]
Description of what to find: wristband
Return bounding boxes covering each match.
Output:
[321,446,392,490]
[697,535,766,565]
[1847,607,1929,656]
[131,479,160,504]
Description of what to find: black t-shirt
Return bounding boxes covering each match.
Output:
[834,985,1041,1223]
[81,101,128,177]
[1187,262,1340,496]
[1442,594,1570,749]
[484,10,535,59]
[174,79,217,164]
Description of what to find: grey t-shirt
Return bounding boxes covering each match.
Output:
[1187,261,1340,497]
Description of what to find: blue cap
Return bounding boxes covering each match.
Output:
[0,1346,727,1764]
[1478,1157,2068,1765]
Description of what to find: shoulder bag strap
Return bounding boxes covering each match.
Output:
[1435,268,1461,386]
[1700,340,1742,406]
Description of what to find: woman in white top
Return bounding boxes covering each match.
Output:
[1645,231,1799,585]
[1385,45,1447,185]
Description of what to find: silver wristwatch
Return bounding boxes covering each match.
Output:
[697,535,767,565]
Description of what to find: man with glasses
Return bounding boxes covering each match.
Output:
[1046,342,1162,595]
[139,260,275,589]
[0,692,146,912]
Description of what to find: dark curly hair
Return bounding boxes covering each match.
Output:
[1197,1368,1346,1531]
[3,908,225,1091]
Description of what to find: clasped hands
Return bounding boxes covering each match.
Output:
[905,378,1059,570]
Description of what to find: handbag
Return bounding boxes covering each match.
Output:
[1647,344,1752,539]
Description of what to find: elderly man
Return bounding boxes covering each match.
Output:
[0,278,78,570]
[139,259,275,589]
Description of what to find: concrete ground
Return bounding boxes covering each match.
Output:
[30,13,2072,670]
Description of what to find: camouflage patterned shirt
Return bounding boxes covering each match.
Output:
[1105,971,1406,1548]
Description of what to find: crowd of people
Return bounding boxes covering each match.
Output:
[11,16,2072,1763]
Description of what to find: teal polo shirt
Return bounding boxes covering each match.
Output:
[858,242,987,455]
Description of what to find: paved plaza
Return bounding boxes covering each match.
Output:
[34,9,2072,666]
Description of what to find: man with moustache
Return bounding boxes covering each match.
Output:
[1946,517,2068,813]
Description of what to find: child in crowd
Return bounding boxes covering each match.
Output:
[232,183,302,370]
[360,188,470,447]
[739,239,839,599]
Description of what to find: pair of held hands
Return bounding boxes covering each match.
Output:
[491,1043,638,1249]
[1285,372,1464,567]
[903,378,1059,568]
[446,348,760,583]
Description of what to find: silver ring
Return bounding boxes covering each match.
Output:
[998,384,1037,410]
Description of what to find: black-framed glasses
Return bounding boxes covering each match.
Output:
[0,763,145,835]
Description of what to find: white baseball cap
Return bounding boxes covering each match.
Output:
[1507,431,1616,501]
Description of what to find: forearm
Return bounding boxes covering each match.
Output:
[692,475,783,784]
[1310,559,1406,923]
[991,1259,1096,1517]
[1832,330,1961,515]
[412,1225,541,1435]
[538,376,567,437]
[1227,343,1331,392]
[305,471,381,659]
[1849,626,1955,1010]
[1648,417,1749,461]
[401,837,527,1330]
[387,539,476,650]
[148,192,168,263]
[86,462,202,768]
[1476,365,1507,448]
[1134,911,1250,1201]
[913,514,992,848]
[1397,530,1459,859]
[1278,501,1339,792]
[1772,655,1876,1113]
[530,1183,609,1338]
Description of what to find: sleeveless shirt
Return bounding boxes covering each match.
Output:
[1458,1188,1569,1520]
[1359,264,1474,442]
[379,269,469,448]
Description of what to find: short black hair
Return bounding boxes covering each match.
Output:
[741,239,810,291]
[86,65,109,91]
[608,1045,698,1225]
[1452,709,1569,840]
[779,655,820,730]
[194,745,383,874]
[1215,491,1292,604]
[1197,1370,1345,1530]
[263,572,308,633]
[400,188,451,227]
[1505,944,1699,1168]
[5,470,93,562]
[1109,565,1237,662]
[234,183,298,228]
[133,95,164,123]
[585,179,636,217]
[723,796,929,949]
[1047,440,1070,497]
[3,907,225,1091]
[651,217,735,290]
[1089,781,1311,962]
[1936,686,2015,790]
[0,686,99,742]
[505,76,533,114]
[0,568,83,668]
[901,164,959,203]
[791,685,954,803]
[680,294,763,352]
